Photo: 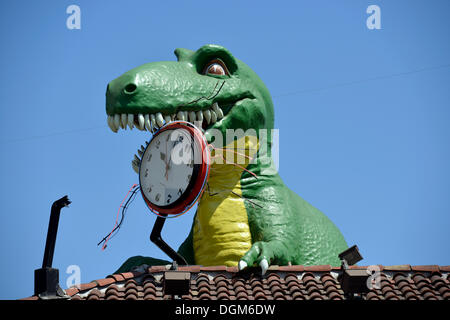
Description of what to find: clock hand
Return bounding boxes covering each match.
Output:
[160,150,169,181]
[165,150,174,181]
[164,141,170,181]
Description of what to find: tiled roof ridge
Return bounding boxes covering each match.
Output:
[22,264,450,301]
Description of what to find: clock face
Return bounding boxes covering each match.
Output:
[139,127,199,208]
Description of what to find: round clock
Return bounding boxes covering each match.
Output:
[139,121,210,216]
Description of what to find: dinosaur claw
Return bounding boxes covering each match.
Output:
[238,260,247,271]
[260,258,269,275]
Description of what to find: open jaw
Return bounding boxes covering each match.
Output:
[106,100,233,173]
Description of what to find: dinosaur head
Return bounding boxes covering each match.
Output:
[105,44,274,172]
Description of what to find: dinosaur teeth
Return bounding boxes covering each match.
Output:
[189,111,196,123]
[127,114,134,130]
[109,102,227,135]
[107,115,118,132]
[177,111,185,121]
[137,114,145,130]
[144,114,151,131]
[210,110,217,123]
[196,110,203,123]
[131,159,140,173]
[107,115,112,130]
[155,113,164,127]
[150,114,157,131]
[212,102,224,119]
[203,109,211,124]
[120,114,127,129]
[114,114,121,131]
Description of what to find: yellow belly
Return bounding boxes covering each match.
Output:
[193,135,258,266]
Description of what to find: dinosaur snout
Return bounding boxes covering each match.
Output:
[105,72,142,115]
[106,75,138,98]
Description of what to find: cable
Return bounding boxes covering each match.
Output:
[273,63,450,98]
[0,125,106,145]
[97,184,140,250]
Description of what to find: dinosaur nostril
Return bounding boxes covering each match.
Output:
[124,83,137,94]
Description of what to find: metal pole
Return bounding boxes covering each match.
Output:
[42,195,71,268]
[34,195,71,299]
[150,215,187,265]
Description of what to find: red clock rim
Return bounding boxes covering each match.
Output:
[141,122,210,215]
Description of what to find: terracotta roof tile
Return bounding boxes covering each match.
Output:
[384,265,411,271]
[23,264,450,300]
[411,265,440,272]
[199,265,228,272]
[92,277,115,287]
[107,273,125,282]
[178,265,201,272]
[78,281,97,291]
[64,287,79,297]
[304,265,332,272]
[279,265,304,272]
[292,290,305,300]
[119,271,138,280]
[226,266,238,273]
[148,265,166,273]
[20,296,39,301]
[87,288,103,299]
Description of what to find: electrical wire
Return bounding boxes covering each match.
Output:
[97,184,140,250]
[273,63,450,98]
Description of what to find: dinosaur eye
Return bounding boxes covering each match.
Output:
[202,59,229,76]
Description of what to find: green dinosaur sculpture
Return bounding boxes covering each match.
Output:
[105,44,348,274]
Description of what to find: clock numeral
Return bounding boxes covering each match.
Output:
[178,188,183,196]
[147,186,152,193]
[155,193,161,202]
[144,169,148,177]
[146,153,152,162]
[173,135,184,147]
[156,140,160,149]
[166,194,172,204]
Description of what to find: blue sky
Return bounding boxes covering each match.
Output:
[1,0,449,299]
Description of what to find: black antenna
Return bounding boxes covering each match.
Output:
[34,195,71,299]
[150,215,187,266]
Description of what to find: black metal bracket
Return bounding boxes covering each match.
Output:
[337,245,369,300]
[150,215,187,266]
[34,195,71,299]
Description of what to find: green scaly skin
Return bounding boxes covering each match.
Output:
[106,45,348,273]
